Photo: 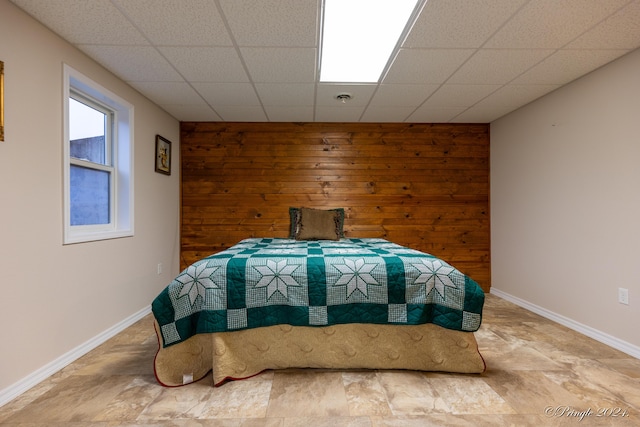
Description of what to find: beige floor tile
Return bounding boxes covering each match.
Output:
[481,370,589,414]
[597,357,640,379]
[480,345,564,371]
[267,371,350,418]
[377,371,449,416]
[136,379,214,420]
[197,378,272,418]
[342,371,392,417]
[283,416,372,427]
[529,322,630,360]
[2,374,135,423]
[542,368,635,411]
[370,414,550,427]
[73,346,157,377]
[424,376,516,414]
[1,294,638,426]
[91,376,164,422]
[568,359,640,411]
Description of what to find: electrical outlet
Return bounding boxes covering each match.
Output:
[618,288,629,305]
[157,263,163,275]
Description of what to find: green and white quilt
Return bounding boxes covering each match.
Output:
[152,238,485,348]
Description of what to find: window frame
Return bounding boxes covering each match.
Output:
[63,64,134,244]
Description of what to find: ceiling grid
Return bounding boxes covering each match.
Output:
[10,0,640,122]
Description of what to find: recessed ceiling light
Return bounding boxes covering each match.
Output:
[320,0,421,83]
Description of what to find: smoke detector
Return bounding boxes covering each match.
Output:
[335,93,352,103]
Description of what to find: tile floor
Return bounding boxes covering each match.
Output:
[0,294,638,426]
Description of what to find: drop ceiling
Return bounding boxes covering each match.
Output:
[10,0,640,123]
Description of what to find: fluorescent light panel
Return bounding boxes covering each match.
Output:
[320,0,419,83]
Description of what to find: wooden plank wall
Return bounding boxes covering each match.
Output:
[180,122,490,291]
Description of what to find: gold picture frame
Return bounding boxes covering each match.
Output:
[1,61,4,142]
[155,135,171,175]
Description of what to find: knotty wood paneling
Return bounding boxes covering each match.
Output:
[180,122,490,291]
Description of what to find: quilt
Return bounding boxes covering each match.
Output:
[152,238,485,348]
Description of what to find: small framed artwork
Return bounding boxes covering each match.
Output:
[155,135,171,175]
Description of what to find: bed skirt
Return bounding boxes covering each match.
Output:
[153,322,486,387]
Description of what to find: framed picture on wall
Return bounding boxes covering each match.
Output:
[155,135,171,175]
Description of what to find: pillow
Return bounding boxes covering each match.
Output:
[289,207,345,240]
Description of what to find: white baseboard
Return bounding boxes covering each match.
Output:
[0,306,151,408]
[490,288,640,359]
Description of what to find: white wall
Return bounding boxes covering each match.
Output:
[0,1,181,401]
[491,48,640,353]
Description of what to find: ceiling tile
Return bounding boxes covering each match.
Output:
[264,106,315,122]
[448,49,555,84]
[160,104,222,122]
[255,83,315,106]
[361,107,416,122]
[451,106,513,123]
[127,82,204,106]
[404,0,527,48]
[10,0,640,124]
[78,45,183,82]
[512,49,630,85]
[485,0,630,49]
[316,84,377,106]
[159,47,249,82]
[383,49,475,84]
[469,84,561,112]
[407,107,469,123]
[315,106,366,122]
[11,0,148,45]
[216,106,268,122]
[241,47,317,83]
[369,84,440,107]
[566,1,640,49]
[220,0,318,47]
[421,84,502,108]
[113,0,233,46]
[192,83,260,106]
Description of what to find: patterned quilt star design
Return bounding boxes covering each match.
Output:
[154,238,485,347]
[176,263,221,307]
[253,259,301,300]
[334,258,381,299]
[411,258,457,299]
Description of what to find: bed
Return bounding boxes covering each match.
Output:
[151,208,486,387]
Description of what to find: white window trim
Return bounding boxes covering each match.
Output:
[63,64,134,244]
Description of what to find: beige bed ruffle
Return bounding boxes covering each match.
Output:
[153,322,486,387]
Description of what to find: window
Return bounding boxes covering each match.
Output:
[63,65,134,244]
